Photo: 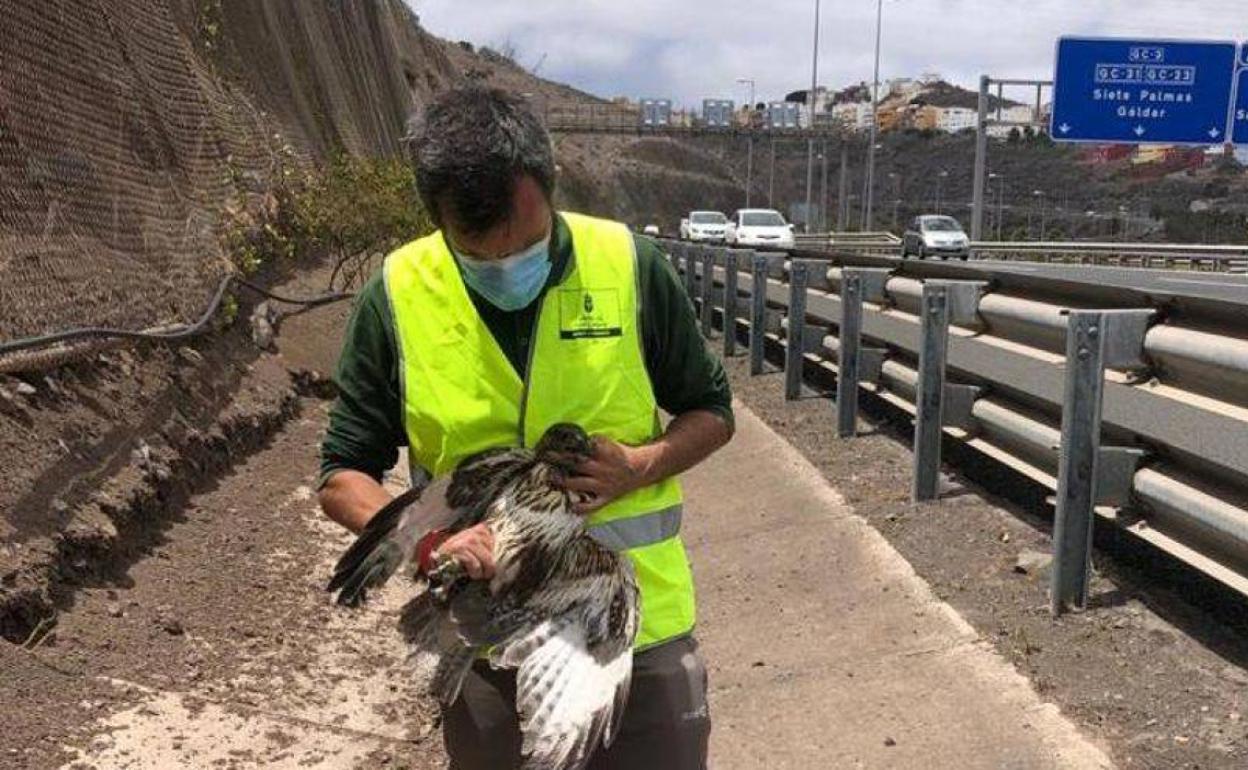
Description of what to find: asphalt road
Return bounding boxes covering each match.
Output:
[967,259,1248,306]
[788,244,1248,308]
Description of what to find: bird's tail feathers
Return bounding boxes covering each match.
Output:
[400,591,478,706]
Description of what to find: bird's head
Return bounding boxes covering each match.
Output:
[534,423,593,472]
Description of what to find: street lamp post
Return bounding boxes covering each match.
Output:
[804,0,822,233]
[737,77,756,207]
[819,143,830,232]
[989,172,1005,240]
[1033,190,1047,240]
[768,137,777,207]
[887,172,900,232]
[935,169,948,213]
[864,0,884,231]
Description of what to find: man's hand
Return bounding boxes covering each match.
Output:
[563,436,658,515]
[436,523,497,580]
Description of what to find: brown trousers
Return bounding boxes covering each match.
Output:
[443,636,710,770]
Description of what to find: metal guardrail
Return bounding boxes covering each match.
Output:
[794,234,1248,274]
[657,238,1248,612]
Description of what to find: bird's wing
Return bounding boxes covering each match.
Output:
[499,615,634,770]
[327,474,463,606]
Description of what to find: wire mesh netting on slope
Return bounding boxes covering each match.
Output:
[0,0,448,372]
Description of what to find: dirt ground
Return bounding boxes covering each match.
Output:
[721,352,1248,769]
[0,394,445,769]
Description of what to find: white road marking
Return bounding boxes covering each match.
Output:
[1160,278,1245,288]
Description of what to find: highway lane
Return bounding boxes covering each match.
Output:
[801,247,1248,309]
[967,260,1248,306]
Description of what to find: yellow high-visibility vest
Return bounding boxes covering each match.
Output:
[383,211,695,649]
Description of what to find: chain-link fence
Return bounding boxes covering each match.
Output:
[0,0,435,372]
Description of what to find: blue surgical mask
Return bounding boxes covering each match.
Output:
[452,234,553,311]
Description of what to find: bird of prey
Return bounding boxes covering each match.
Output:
[328,423,639,770]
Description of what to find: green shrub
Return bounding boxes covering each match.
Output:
[222,152,433,286]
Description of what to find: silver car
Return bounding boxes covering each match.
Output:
[902,215,970,260]
[680,211,729,243]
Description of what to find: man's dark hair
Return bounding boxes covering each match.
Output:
[408,86,556,235]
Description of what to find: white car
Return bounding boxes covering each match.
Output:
[725,209,795,249]
[680,211,729,243]
[642,224,661,237]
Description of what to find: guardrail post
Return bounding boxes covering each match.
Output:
[836,268,892,438]
[749,253,768,375]
[913,281,987,502]
[700,247,716,338]
[722,249,740,357]
[784,260,810,400]
[683,244,698,301]
[1051,309,1153,615]
[836,272,864,434]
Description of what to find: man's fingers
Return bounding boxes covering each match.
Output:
[464,542,496,577]
[573,496,605,515]
[455,550,484,580]
[562,475,607,495]
[573,458,609,476]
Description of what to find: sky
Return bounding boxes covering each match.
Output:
[411,0,1248,108]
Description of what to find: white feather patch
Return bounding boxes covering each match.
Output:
[508,618,633,770]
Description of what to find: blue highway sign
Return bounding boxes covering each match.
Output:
[1235,46,1248,145]
[1051,37,1237,145]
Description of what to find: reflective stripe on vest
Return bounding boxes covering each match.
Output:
[383,211,697,649]
[588,504,683,552]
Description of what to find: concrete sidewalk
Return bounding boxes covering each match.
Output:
[684,403,1114,770]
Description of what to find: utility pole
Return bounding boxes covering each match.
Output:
[820,140,830,232]
[738,78,756,207]
[970,75,989,240]
[863,0,884,231]
[836,142,849,232]
[768,137,776,207]
[888,172,900,232]
[1033,190,1046,240]
[989,172,1005,240]
[803,0,822,233]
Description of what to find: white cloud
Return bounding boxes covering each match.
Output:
[412,0,1248,106]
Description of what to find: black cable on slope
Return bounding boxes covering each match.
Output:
[0,276,354,359]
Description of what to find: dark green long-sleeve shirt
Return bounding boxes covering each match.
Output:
[319,213,734,485]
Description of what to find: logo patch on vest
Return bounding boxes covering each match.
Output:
[559,288,623,339]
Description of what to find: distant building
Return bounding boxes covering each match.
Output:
[937,107,977,133]
[784,86,834,126]
[1081,145,1135,164]
[702,99,734,128]
[985,105,1037,138]
[1132,145,1170,165]
[886,78,922,100]
[911,105,940,131]
[831,101,874,131]
[766,101,802,130]
[1132,145,1204,172]
[877,103,914,132]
